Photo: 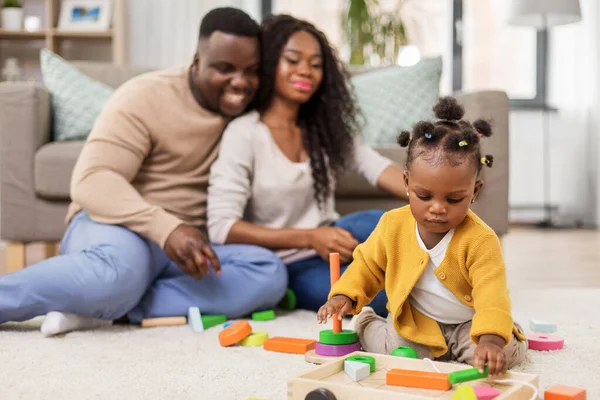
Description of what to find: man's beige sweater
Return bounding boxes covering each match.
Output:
[67,66,228,248]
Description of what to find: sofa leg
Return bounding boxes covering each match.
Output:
[6,242,26,273]
[44,241,59,259]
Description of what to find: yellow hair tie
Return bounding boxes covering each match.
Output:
[459,140,468,147]
[481,157,488,164]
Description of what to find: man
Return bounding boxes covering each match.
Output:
[0,7,287,336]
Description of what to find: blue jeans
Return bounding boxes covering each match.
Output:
[0,211,288,324]
[287,210,389,317]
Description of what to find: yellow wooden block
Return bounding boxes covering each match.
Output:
[451,385,477,400]
[240,331,269,347]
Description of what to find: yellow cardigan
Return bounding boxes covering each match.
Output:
[330,206,526,358]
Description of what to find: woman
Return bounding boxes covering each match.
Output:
[207,14,407,316]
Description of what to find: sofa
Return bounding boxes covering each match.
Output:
[0,61,510,273]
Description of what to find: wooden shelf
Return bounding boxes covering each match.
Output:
[52,29,113,39]
[0,29,47,39]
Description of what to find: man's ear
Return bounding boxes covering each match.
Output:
[473,179,484,201]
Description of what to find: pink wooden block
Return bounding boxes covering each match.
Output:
[315,341,361,356]
[473,385,501,399]
[527,334,564,351]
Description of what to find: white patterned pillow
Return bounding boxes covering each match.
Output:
[40,49,113,141]
[351,57,443,145]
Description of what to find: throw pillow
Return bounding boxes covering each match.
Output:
[40,49,113,141]
[351,56,443,145]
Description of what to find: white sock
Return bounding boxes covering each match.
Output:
[41,311,112,337]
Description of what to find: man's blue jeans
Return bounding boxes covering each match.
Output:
[0,211,288,324]
[287,210,389,317]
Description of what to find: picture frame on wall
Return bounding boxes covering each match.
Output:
[58,0,112,31]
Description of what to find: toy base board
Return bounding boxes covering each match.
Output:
[289,351,538,400]
[305,349,341,365]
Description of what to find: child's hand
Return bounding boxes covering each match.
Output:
[474,335,507,376]
[317,295,353,324]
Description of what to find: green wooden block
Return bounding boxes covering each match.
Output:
[390,346,418,358]
[278,288,297,310]
[252,309,276,321]
[201,314,227,329]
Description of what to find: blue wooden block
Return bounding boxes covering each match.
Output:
[188,306,204,332]
[529,319,557,333]
[223,322,234,329]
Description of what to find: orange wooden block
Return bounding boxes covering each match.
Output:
[263,336,317,354]
[218,320,252,347]
[386,368,451,391]
[545,384,586,400]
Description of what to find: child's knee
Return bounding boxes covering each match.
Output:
[504,337,528,369]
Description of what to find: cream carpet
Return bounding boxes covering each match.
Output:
[1,288,598,400]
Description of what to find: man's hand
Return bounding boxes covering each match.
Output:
[474,334,507,376]
[317,295,354,324]
[308,227,359,264]
[164,224,221,279]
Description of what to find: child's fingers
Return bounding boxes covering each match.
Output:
[491,352,505,376]
[473,351,486,374]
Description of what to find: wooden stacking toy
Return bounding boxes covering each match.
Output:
[314,253,361,357]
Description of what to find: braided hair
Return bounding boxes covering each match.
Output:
[255,14,359,208]
[397,96,494,175]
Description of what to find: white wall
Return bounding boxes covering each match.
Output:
[509,0,597,227]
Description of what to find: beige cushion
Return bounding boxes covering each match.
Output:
[34,141,84,199]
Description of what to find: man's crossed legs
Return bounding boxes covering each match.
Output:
[0,211,288,335]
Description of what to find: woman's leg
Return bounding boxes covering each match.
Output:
[288,209,389,316]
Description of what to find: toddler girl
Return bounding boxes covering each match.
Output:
[317,96,527,376]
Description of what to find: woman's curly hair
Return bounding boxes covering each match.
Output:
[254,14,360,207]
[397,96,494,175]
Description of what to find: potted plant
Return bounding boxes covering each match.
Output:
[1,0,23,31]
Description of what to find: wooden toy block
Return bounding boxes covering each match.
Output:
[329,252,342,333]
[223,322,233,329]
[448,366,488,384]
[289,351,539,400]
[390,346,418,358]
[187,306,204,332]
[544,384,586,400]
[346,355,376,372]
[451,385,477,400]
[263,336,316,354]
[319,329,358,345]
[201,314,227,329]
[344,360,370,382]
[252,309,276,321]
[240,331,269,347]
[528,334,564,351]
[141,316,186,328]
[278,288,297,310]
[529,319,557,333]
[316,341,361,356]
[218,320,252,346]
[473,385,501,400]
[386,368,451,391]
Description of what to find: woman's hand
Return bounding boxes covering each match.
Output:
[317,295,354,324]
[474,335,507,376]
[308,227,358,264]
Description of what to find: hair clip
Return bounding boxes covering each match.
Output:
[407,137,412,144]
[459,140,468,147]
[481,157,489,165]
[425,133,432,139]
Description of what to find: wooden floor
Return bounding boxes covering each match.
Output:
[0,227,599,291]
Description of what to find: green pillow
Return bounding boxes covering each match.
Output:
[351,57,443,145]
[40,49,113,141]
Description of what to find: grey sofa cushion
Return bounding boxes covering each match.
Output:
[34,141,85,199]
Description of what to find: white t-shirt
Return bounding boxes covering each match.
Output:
[207,111,393,264]
[408,224,476,324]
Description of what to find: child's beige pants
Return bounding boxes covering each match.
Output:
[355,312,528,369]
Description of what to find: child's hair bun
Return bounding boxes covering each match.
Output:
[397,131,411,147]
[433,96,464,121]
[473,119,493,137]
[483,154,494,167]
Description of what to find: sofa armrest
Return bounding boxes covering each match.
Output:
[0,82,52,241]
[455,90,510,236]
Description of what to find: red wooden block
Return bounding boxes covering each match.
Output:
[545,384,586,400]
[386,368,451,391]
